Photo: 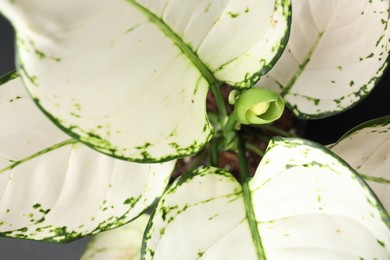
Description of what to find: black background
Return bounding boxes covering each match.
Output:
[0,11,389,260]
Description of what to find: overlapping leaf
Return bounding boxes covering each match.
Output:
[143,138,390,259]
[0,0,291,162]
[81,214,149,260]
[257,0,389,118]
[0,74,174,242]
[331,115,390,213]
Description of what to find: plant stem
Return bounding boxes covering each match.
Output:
[210,83,228,125]
[222,113,239,149]
[237,135,251,181]
[246,143,265,157]
[223,113,237,134]
[208,139,220,167]
[256,124,296,137]
[207,111,220,128]
[237,134,266,259]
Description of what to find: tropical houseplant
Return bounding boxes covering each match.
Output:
[0,0,389,259]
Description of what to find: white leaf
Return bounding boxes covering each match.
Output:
[0,74,174,242]
[331,115,390,213]
[143,138,390,259]
[81,214,149,260]
[257,0,389,118]
[0,0,291,161]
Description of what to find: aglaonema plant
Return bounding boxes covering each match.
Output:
[0,0,389,259]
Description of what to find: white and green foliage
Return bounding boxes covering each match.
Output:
[0,0,389,258]
[331,116,390,212]
[143,138,390,259]
[258,0,390,118]
[81,214,149,260]
[0,0,291,162]
[0,74,174,242]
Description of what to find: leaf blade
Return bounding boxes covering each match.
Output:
[0,0,291,161]
[81,214,150,260]
[330,115,390,213]
[257,0,389,118]
[142,138,390,259]
[0,75,174,242]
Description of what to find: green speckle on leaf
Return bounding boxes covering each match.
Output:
[123,195,141,207]
[159,227,165,236]
[35,49,46,59]
[33,203,41,209]
[227,12,240,18]
[377,239,385,247]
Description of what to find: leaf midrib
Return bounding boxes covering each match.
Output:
[127,0,220,88]
[361,174,390,185]
[242,180,266,260]
[280,31,324,96]
[0,139,76,174]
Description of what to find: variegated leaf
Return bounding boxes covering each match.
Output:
[257,0,389,118]
[330,115,390,213]
[81,214,149,260]
[143,138,390,259]
[0,0,291,162]
[0,73,174,242]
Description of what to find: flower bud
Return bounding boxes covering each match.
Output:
[234,88,285,125]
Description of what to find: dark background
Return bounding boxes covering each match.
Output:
[0,12,389,260]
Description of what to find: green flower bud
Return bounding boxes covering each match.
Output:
[234,87,285,125]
